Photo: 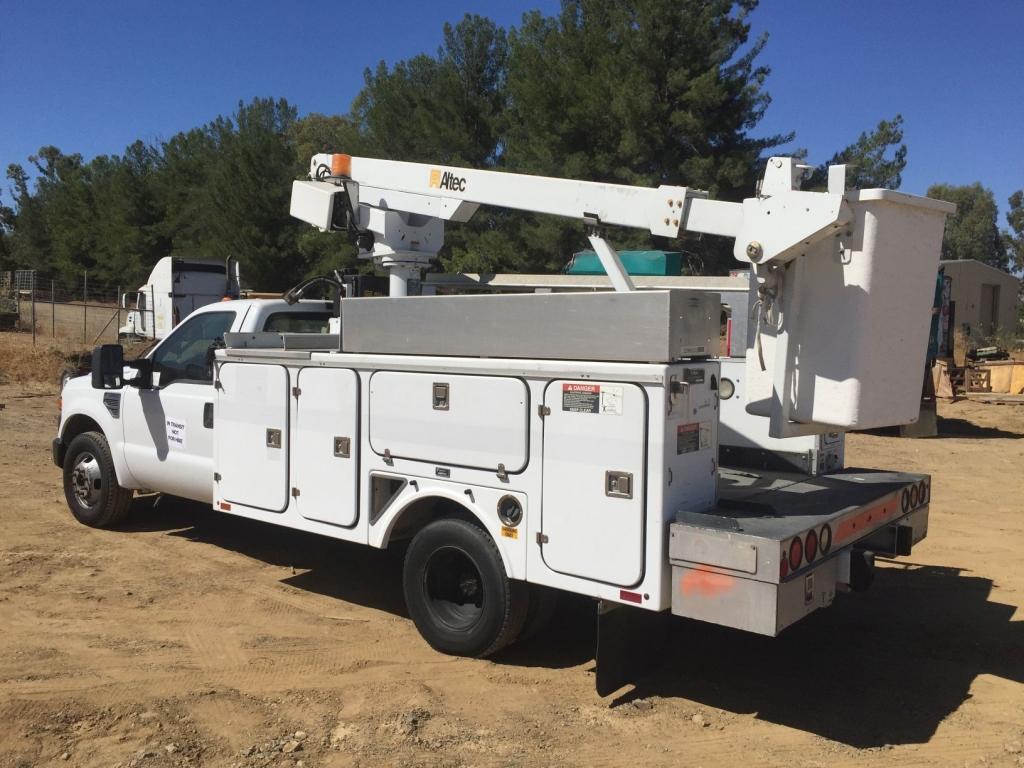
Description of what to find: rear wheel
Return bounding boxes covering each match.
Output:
[62,431,133,528]
[403,518,527,657]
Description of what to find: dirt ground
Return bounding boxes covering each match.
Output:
[0,380,1021,768]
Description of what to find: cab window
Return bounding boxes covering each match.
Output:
[151,311,235,384]
[262,312,332,334]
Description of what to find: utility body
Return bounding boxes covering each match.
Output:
[56,153,952,689]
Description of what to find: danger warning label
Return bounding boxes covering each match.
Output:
[561,383,623,415]
[677,421,711,454]
[677,422,699,454]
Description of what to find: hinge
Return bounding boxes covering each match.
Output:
[214,380,223,391]
[292,386,301,398]
[214,472,221,482]
[536,532,549,545]
[383,449,394,466]
[538,405,551,417]
[496,463,508,482]
[291,487,300,497]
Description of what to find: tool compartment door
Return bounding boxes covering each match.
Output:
[214,363,290,512]
[540,381,646,586]
[369,371,529,472]
[291,367,359,527]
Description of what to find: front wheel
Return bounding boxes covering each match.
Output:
[403,518,528,657]
[62,431,133,528]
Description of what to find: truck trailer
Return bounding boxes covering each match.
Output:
[55,153,953,694]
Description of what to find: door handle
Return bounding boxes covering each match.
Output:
[605,470,633,499]
[203,402,214,428]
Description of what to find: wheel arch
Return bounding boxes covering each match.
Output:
[60,414,104,452]
[375,490,514,576]
[57,399,140,488]
[382,493,481,543]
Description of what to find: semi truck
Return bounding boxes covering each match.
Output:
[118,256,241,341]
[55,153,953,694]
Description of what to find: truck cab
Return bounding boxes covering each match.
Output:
[56,298,332,507]
[119,257,242,341]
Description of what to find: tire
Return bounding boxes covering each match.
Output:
[62,431,133,528]
[403,518,528,658]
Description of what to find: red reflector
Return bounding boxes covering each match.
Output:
[804,529,818,563]
[619,589,643,604]
[788,537,803,572]
[780,557,789,579]
[219,501,231,511]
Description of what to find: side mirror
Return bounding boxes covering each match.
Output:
[129,358,153,389]
[91,345,125,389]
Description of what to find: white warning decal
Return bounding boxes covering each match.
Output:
[562,383,623,415]
[599,385,623,415]
[166,418,187,449]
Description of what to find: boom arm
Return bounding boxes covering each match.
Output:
[290,152,954,440]
[290,153,850,295]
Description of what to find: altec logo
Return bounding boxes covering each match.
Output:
[428,168,467,192]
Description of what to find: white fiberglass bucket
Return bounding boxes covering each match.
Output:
[746,189,955,431]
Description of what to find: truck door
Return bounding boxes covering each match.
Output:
[121,309,237,503]
[540,381,647,586]
[290,368,359,527]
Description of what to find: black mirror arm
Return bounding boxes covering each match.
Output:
[126,358,154,389]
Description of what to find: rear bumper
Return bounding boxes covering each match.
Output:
[671,506,929,635]
[669,468,930,635]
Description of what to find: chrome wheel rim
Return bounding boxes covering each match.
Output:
[71,452,102,508]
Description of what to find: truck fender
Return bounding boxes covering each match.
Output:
[58,395,141,490]
[369,481,527,580]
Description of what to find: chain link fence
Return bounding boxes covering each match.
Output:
[0,270,154,345]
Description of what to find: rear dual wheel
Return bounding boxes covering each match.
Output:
[403,518,529,657]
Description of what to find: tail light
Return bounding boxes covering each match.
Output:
[804,529,818,563]
[788,537,803,572]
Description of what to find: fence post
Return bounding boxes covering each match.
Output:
[31,270,36,346]
[83,270,88,345]
[116,284,121,343]
[51,279,56,338]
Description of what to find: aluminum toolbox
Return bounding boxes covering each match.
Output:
[340,289,719,362]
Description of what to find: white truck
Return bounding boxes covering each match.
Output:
[55,153,953,694]
[118,256,241,341]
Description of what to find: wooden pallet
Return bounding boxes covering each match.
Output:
[967,367,991,393]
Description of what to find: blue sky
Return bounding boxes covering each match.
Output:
[2,0,1021,222]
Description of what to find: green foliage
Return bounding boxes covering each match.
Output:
[354,15,508,168]
[1004,189,1024,272]
[926,182,1009,270]
[805,115,907,191]
[465,0,792,274]
[4,98,312,290]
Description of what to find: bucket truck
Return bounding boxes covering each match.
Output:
[55,151,953,694]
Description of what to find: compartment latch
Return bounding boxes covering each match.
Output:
[432,382,449,410]
[605,470,633,499]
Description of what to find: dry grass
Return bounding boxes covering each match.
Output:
[0,331,89,387]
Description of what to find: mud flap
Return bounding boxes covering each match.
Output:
[595,601,670,697]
